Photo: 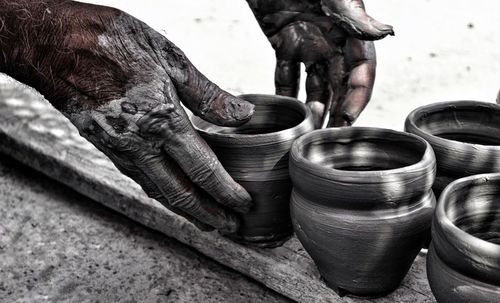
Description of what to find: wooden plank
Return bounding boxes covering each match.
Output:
[0,85,436,303]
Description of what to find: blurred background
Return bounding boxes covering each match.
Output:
[84,0,500,129]
[2,0,498,129]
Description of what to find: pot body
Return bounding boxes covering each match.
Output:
[427,173,500,303]
[290,127,436,296]
[405,101,500,198]
[193,94,314,247]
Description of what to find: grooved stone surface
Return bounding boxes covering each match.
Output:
[0,86,436,302]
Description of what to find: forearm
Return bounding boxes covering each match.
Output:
[1,1,72,108]
[0,0,122,111]
[0,1,62,70]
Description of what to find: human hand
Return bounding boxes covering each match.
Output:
[0,0,254,233]
[246,0,393,127]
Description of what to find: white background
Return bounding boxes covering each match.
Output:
[6,0,500,129]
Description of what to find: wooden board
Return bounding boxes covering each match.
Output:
[0,85,436,303]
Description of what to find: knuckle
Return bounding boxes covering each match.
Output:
[137,103,189,139]
[189,160,217,186]
[197,82,219,117]
[169,192,199,213]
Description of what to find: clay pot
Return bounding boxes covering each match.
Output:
[405,101,500,197]
[192,94,314,247]
[289,127,436,297]
[427,173,500,303]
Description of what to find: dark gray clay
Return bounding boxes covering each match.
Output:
[192,94,314,247]
[427,173,500,303]
[405,101,500,197]
[289,127,436,297]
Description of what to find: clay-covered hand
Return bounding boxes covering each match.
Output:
[246,0,394,127]
[0,0,254,233]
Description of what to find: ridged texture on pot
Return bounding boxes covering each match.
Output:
[405,101,500,197]
[289,127,436,297]
[427,173,500,303]
[192,94,314,247]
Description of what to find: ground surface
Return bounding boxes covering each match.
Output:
[0,156,290,303]
[0,1,499,302]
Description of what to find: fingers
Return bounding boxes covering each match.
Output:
[136,94,252,215]
[87,114,239,233]
[112,160,215,232]
[305,62,331,128]
[325,52,347,127]
[163,127,253,214]
[128,152,240,233]
[275,59,301,97]
[176,70,255,127]
[305,62,331,103]
[321,0,394,40]
[337,38,376,126]
[139,25,254,127]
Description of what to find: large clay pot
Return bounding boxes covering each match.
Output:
[405,101,500,197]
[192,94,314,247]
[289,127,436,297]
[427,173,500,303]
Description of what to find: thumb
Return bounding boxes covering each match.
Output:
[321,0,394,40]
[175,68,255,127]
[140,25,254,126]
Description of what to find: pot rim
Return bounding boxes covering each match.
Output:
[405,100,500,151]
[290,127,435,179]
[436,173,500,255]
[192,94,313,145]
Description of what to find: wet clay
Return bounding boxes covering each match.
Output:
[289,127,436,296]
[427,173,500,303]
[193,94,314,247]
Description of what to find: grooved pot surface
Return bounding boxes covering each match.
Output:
[427,173,500,303]
[405,101,500,195]
[290,127,436,297]
[192,94,314,247]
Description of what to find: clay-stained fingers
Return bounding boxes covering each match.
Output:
[305,62,331,104]
[136,101,252,215]
[305,62,331,128]
[117,150,239,233]
[87,120,235,232]
[176,69,255,127]
[112,160,215,232]
[320,0,394,40]
[163,128,253,214]
[337,38,376,126]
[139,25,254,127]
[275,59,301,98]
[324,52,347,128]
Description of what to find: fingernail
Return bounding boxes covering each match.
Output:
[228,97,254,122]
[342,112,356,126]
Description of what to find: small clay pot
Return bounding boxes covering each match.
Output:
[289,127,436,297]
[427,173,500,303]
[192,94,314,247]
[405,101,500,197]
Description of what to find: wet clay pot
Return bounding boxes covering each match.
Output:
[427,173,500,303]
[289,127,436,297]
[405,101,500,198]
[192,94,314,247]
